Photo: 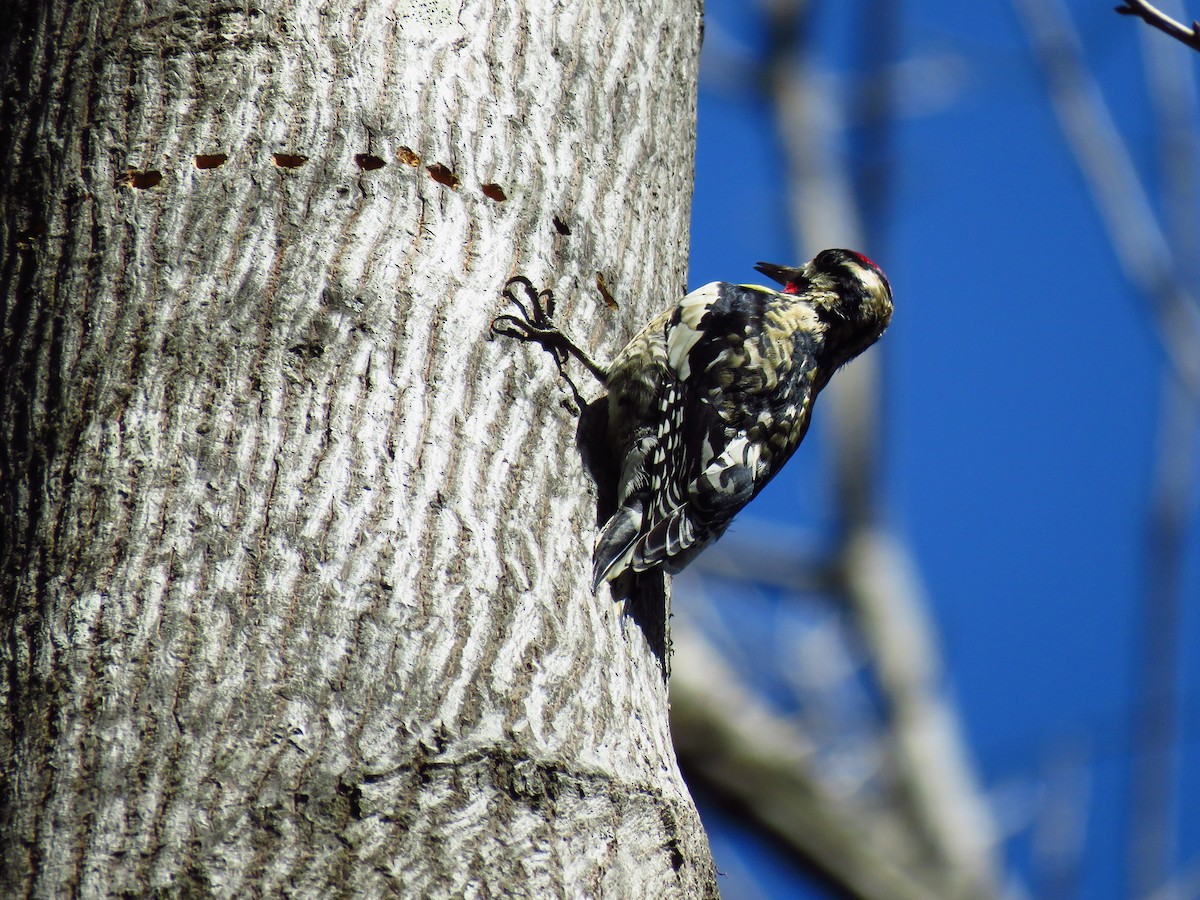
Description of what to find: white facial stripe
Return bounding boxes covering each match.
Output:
[845,260,887,300]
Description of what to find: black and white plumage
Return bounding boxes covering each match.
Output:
[494,249,893,593]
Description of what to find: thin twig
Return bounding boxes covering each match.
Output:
[1116,1,1200,52]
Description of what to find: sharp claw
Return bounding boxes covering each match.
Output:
[506,278,538,298]
[491,314,525,338]
[500,276,558,332]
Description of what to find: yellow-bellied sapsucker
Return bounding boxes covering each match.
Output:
[494,249,893,592]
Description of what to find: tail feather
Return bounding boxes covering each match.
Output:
[592,501,644,592]
[594,449,760,592]
[633,507,698,573]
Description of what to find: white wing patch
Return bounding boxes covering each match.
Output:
[695,435,762,499]
[666,282,722,380]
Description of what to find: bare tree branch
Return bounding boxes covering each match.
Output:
[1126,9,1200,893]
[1017,1,1200,896]
[1032,739,1092,900]
[671,622,992,900]
[1129,378,1196,899]
[675,1,998,894]
[762,0,1000,889]
[1015,0,1200,398]
[1116,1,1200,52]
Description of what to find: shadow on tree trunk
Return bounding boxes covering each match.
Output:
[577,397,670,678]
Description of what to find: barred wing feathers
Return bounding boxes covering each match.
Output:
[592,282,823,590]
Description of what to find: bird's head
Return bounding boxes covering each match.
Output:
[756,249,893,361]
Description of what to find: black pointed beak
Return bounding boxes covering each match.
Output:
[754,261,806,287]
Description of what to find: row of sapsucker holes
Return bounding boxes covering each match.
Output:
[112,146,573,227]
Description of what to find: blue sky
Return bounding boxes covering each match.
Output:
[683,1,1200,896]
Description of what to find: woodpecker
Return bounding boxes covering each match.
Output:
[494,249,893,592]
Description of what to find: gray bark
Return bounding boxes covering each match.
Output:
[0,0,714,896]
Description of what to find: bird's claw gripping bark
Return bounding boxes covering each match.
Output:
[493,276,570,369]
[493,276,608,384]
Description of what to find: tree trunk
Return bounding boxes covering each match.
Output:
[0,0,713,896]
